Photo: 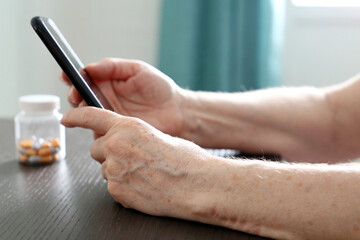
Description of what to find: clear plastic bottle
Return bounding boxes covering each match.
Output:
[14,95,65,164]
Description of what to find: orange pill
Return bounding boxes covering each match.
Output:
[51,138,60,147]
[42,142,51,148]
[26,148,38,156]
[39,148,51,156]
[40,155,53,163]
[19,154,28,162]
[20,140,33,148]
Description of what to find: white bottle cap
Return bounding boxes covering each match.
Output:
[19,95,60,112]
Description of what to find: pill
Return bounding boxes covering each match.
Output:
[26,148,38,156]
[42,142,51,148]
[38,147,51,156]
[32,143,42,150]
[19,148,28,155]
[19,154,28,162]
[51,147,60,154]
[51,138,60,147]
[40,155,53,163]
[18,138,61,163]
[28,155,41,162]
[20,140,33,148]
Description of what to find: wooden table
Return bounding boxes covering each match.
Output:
[0,119,268,240]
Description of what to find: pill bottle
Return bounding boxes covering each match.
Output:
[14,95,65,164]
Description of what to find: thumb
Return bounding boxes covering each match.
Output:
[85,58,140,82]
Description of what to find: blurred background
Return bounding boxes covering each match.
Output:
[1,0,360,117]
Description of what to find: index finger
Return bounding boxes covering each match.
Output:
[61,107,120,135]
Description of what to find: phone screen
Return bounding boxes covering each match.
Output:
[31,16,111,109]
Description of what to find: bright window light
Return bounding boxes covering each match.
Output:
[292,0,360,7]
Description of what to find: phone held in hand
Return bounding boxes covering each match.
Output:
[31,16,111,109]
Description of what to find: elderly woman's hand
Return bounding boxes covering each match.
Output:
[61,107,217,217]
[61,58,186,138]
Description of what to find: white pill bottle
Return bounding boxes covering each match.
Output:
[14,95,66,164]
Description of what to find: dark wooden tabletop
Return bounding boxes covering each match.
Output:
[0,119,268,240]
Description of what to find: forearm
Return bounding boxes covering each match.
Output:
[178,87,335,162]
[178,157,360,240]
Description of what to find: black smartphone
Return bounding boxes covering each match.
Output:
[31,16,111,109]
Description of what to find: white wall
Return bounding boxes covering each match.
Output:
[0,0,161,118]
[283,1,360,87]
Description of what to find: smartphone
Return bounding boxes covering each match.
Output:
[31,16,111,109]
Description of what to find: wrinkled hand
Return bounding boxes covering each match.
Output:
[61,107,214,217]
[61,58,184,137]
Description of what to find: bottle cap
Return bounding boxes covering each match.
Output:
[19,95,60,112]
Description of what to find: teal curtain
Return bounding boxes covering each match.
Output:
[158,0,285,92]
